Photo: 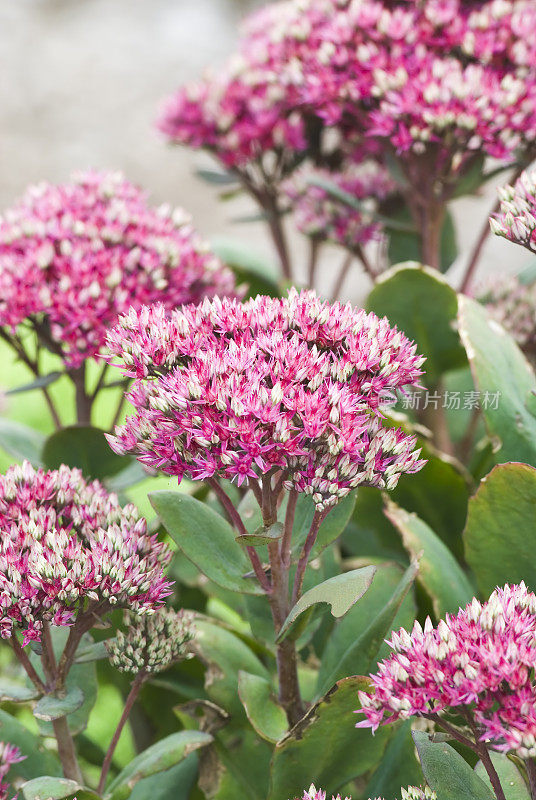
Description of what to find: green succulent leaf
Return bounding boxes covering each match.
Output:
[236,522,284,547]
[413,731,493,800]
[276,565,377,643]
[33,687,85,722]
[20,777,85,800]
[458,295,536,466]
[385,500,474,617]
[0,710,61,780]
[268,677,391,799]
[237,672,287,743]
[42,426,128,480]
[105,730,213,800]
[316,560,418,696]
[474,752,530,800]
[464,462,536,595]
[0,679,39,703]
[367,264,466,383]
[149,491,263,595]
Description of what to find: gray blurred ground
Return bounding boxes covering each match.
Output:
[0,0,528,302]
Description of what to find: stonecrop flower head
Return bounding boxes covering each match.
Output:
[0,742,24,800]
[159,0,536,185]
[282,160,396,254]
[0,170,235,369]
[357,582,536,759]
[106,290,425,511]
[0,461,172,644]
[490,165,536,251]
[106,608,195,675]
[297,785,351,800]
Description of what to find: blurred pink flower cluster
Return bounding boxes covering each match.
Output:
[0,742,23,800]
[106,290,425,510]
[358,582,536,759]
[491,164,536,251]
[0,170,235,369]
[295,784,435,800]
[0,461,172,644]
[158,0,536,173]
[282,160,396,251]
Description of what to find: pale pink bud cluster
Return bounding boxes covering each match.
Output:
[357,583,536,758]
[106,290,425,511]
[282,160,396,251]
[106,608,194,674]
[158,0,536,173]
[0,170,235,369]
[0,742,24,800]
[490,165,536,251]
[0,461,172,645]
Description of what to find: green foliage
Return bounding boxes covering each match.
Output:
[276,565,376,642]
[104,731,213,800]
[464,462,536,594]
[385,501,474,617]
[458,295,536,466]
[42,426,130,480]
[474,753,530,800]
[268,677,391,799]
[387,209,458,273]
[150,492,263,595]
[237,672,287,743]
[413,731,493,800]
[367,264,466,383]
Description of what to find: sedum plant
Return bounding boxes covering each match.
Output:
[5,1,536,800]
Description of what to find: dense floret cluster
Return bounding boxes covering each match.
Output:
[0,742,24,800]
[358,583,536,758]
[491,165,536,251]
[0,170,235,368]
[107,609,195,674]
[0,461,172,644]
[106,290,425,510]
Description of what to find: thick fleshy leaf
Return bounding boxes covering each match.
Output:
[74,640,110,664]
[268,677,391,799]
[0,679,39,703]
[7,371,63,396]
[342,488,407,562]
[42,426,128,480]
[149,492,263,595]
[385,501,474,617]
[192,619,270,717]
[464,462,536,595]
[0,709,61,779]
[105,730,213,800]
[474,752,530,800]
[30,628,98,736]
[21,777,83,800]
[367,264,466,383]
[276,566,376,643]
[316,561,418,696]
[33,687,85,722]
[0,418,45,466]
[237,672,287,743]
[390,450,470,561]
[413,731,493,800]
[365,722,423,800]
[129,755,199,800]
[458,295,536,466]
[236,522,284,547]
[207,729,273,800]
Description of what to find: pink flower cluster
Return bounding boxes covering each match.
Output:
[159,0,536,173]
[106,290,425,510]
[0,171,235,369]
[0,461,172,644]
[490,165,536,251]
[282,160,396,251]
[357,583,536,759]
[298,785,351,800]
[0,742,23,800]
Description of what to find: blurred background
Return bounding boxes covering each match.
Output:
[0,0,527,300]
